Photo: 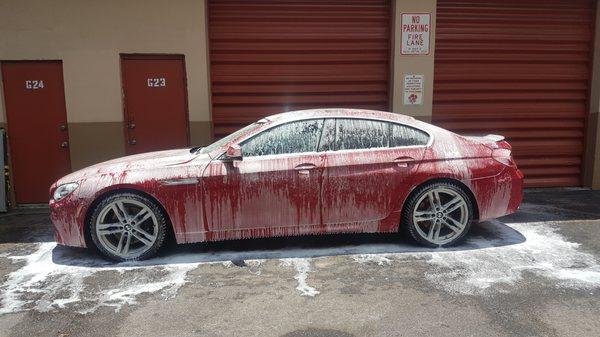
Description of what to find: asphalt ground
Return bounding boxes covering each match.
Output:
[0,188,599,337]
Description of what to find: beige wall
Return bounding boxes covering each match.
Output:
[0,0,210,123]
[390,0,436,122]
[0,0,211,168]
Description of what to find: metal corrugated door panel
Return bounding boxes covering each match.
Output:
[208,0,391,138]
[433,0,594,187]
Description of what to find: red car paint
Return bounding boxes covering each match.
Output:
[49,109,523,248]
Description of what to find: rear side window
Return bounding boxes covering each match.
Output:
[241,119,324,157]
[335,119,388,150]
[389,124,429,147]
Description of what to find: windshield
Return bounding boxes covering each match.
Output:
[199,122,263,155]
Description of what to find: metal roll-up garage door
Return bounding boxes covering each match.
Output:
[208,0,391,138]
[433,0,595,187]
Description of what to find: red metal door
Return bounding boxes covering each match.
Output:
[121,55,189,154]
[1,61,71,203]
[207,0,392,138]
[433,0,595,187]
[201,118,326,237]
[202,153,324,235]
[320,118,426,230]
[321,147,424,226]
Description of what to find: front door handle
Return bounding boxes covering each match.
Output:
[393,156,415,167]
[294,163,317,175]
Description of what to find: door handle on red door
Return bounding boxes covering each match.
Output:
[393,156,415,167]
[294,163,317,175]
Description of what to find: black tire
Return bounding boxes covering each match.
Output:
[402,181,474,247]
[88,192,167,262]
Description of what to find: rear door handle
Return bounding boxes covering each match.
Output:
[393,156,415,167]
[294,163,317,175]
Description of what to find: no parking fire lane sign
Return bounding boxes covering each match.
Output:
[401,13,431,55]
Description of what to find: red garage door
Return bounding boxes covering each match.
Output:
[433,0,595,187]
[208,0,392,138]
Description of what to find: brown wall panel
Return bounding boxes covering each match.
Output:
[190,121,214,147]
[68,122,125,170]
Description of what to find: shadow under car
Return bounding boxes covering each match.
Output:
[50,219,526,268]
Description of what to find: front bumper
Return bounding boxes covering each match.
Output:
[49,196,88,248]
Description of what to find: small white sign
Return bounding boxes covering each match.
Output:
[25,80,44,90]
[147,78,166,87]
[401,13,431,55]
[403,74,424,105]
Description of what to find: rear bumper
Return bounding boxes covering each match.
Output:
[472,166,524,221]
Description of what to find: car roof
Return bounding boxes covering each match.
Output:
[264,108,416,124]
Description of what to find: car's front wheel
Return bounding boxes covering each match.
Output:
[403,182,474,247]
[88,192,167,261]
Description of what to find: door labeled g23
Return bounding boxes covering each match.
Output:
[1,61,71,203]
[121,55,189,154]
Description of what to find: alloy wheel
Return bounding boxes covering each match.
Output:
[412,187,469,245]
[95,198,159,259]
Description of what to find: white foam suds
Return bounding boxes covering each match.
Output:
[352,254,392,266]
[280,258,320,297]
[350,221,600,295]
[0,243,198,314]
[422,222,600,294]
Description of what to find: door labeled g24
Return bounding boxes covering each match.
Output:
[121,55,189,154]
[1,61,71,204]
[320,119,429,228]
[202,119,325,234]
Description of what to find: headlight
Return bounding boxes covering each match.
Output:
[53,182,79,201]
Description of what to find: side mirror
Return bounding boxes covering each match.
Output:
[224,144,243,161]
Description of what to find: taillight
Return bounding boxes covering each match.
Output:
[492,148,515,167]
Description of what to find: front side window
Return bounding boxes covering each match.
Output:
[335,119,388,150]
[241,119,324,157]
[389,124,429,147]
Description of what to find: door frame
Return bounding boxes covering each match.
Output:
[0,59,72,205]
[119,54,191,153]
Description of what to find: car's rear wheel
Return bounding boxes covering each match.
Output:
[89,192,167,261]
[403,182,473,247]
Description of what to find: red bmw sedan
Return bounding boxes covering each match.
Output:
[50,109,524,261]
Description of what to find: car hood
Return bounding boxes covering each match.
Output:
[55,149,211,184]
